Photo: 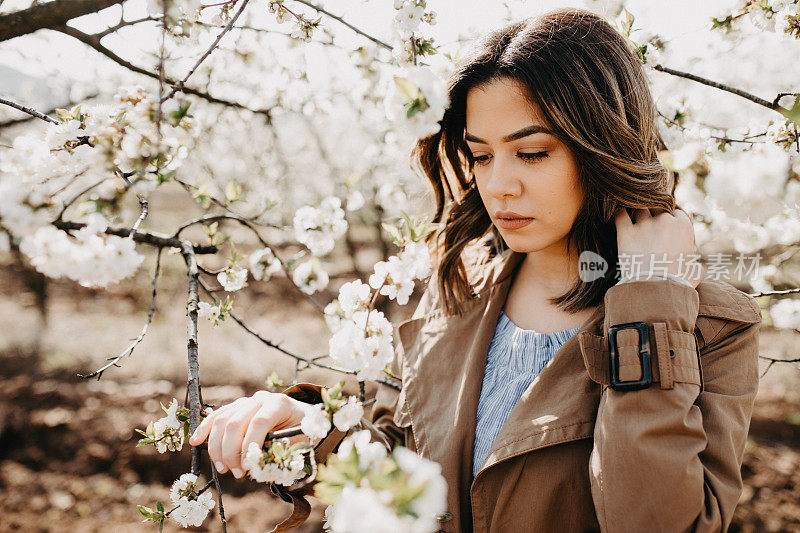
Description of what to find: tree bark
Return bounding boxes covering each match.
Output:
[0,0,125,42]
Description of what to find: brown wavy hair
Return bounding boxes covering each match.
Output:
[412,7,678,316]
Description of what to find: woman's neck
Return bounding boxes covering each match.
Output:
[515,239,580,295]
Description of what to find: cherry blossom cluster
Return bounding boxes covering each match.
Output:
[242,438,312,485]
[769,298,800,329]
[169,473,216,527]
[325,220,434,379]
[138,473,216,528]
[614,8,666,65]
[293,256,331,295]
[293,196,349,257]
[299,381,365,441]
[136,398,189,453]
[70,86,196,180]
[1,86,197,289]
[711,0,800,38]
[249,247,283,281]
[385,64,449,140]
[268,0,323,43]
[197,295,234,326]
[390,0,438,65]
[19,214,145,288]
[316,430,447,533]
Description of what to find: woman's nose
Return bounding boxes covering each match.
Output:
[484,157,523,199]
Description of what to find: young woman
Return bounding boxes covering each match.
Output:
[189,8,762,532]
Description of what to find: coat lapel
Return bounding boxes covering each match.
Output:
[397,248,523,528]
[472,251,606,479]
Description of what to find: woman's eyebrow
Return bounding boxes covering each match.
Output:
[465,124,554,144]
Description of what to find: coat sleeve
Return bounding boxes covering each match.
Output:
[587,276,761,533]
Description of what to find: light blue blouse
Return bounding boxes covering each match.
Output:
[472,309,580,478]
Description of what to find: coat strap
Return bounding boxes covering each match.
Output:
[578,326,700,390]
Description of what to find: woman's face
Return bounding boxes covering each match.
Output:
[465,77,584,254]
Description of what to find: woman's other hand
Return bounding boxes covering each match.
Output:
[614,207,704,289]
[187,390,309,478]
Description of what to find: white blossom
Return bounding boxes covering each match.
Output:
[328,309,394,380]
[249,248,282,281]
[293,196,348,257]
[19,224,145,288]
[242,441,308,485]
[369,255,415,305]
[332,396,364,432]
[385,65,448,140]
[197,301,222,325]
[292,259,329,294]
[399,240,432,280]
[217,266,248,291]
[770,298,800,330]
[152,398,185,453]
[345,190,365,211]
[168,473,215,528]
[337,279,372,316]
[301,404,332,440]
[324,300,347,333]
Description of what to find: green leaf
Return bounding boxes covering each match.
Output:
[138,505,154,519]
[381,222,404,246]
[225,181,243,203]
[393,76,418,101]
[779,97,800,127]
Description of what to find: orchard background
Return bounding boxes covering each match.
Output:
[1,0,799,531]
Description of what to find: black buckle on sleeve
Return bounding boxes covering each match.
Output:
[608,321,652,391]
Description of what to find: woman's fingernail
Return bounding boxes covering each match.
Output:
[214,462,225,472]
[232,468,243,478]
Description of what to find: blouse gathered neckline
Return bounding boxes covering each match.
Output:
[498,309,581,337]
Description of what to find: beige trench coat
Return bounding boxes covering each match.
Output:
[280,248,762,533]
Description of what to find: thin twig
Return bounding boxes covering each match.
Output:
[53,24,273,120]
[652,63,789,113]
[78,248,164,379]
[96,14,159,38]
[195,277,401,390]
[749,287,800,298]
[176,212,324,314]
[129,196,149,239]
[0,96,58,123]
[162,0,251,102]
[208,452,228,533]
[293,0,392,50]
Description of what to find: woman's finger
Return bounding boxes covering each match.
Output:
[240,403,284,463]
[208,416,227,473]
[189,409,219,446]
[220,402,261,477]
[613,206,632,227]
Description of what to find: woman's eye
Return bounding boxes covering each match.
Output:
[471,152,549,167]
[473,155,491,166]
[519,151,549,163]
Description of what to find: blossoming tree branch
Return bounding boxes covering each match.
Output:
[0,0,799,531]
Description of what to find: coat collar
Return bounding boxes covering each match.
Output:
[397,248,607,529]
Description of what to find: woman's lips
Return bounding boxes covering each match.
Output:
[496,217,534,230]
